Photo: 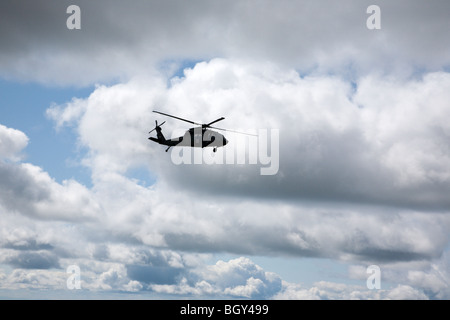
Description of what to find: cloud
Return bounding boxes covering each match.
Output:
[2,269,66,290]
[0,124,101,221]
[47,59,450,212]
[0,161,101,221]
[127,265,182,285]
[385,285,429,300]
[150,257,282,299]
[405,251,450,299]
[274,281,431,300]
[2,1,450,299]
[1,1,450,85]
[3,251,60,269]
[2,60,449,300]
[36,60,450,282]
[0,124,28,161]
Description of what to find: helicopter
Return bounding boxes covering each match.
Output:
[148,110,255,153]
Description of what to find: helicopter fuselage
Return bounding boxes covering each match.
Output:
[149,126,228,151]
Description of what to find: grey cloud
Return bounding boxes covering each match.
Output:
[0,0,234,84]
[0,161,100,221]
[5,251,60,269]
[161,213,449,264]
[92,244,109,260]
[2,0,450,297]
[0,162,50,214]
[127,265,182,285]
[42,61,450,266]
[0,123,102,222]
[159,71,450,212]
[2,239,54,251]
[163,227,322,259]
[1,0,450,85]
[349,248,432,263]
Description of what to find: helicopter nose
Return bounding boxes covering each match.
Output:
[223,137,228,146]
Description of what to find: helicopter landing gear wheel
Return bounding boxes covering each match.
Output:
[213,147,217,153]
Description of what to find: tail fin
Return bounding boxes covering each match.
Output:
[155,126,166,142]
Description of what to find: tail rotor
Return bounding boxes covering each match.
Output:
[149,120,165,134]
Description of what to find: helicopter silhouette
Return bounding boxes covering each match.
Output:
[149,110,255,153]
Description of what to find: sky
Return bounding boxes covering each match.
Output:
[1,0,450,300]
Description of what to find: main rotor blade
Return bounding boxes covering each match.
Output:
[153,110,201,125]
[204,117,225,127]
[209,126,258,137]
